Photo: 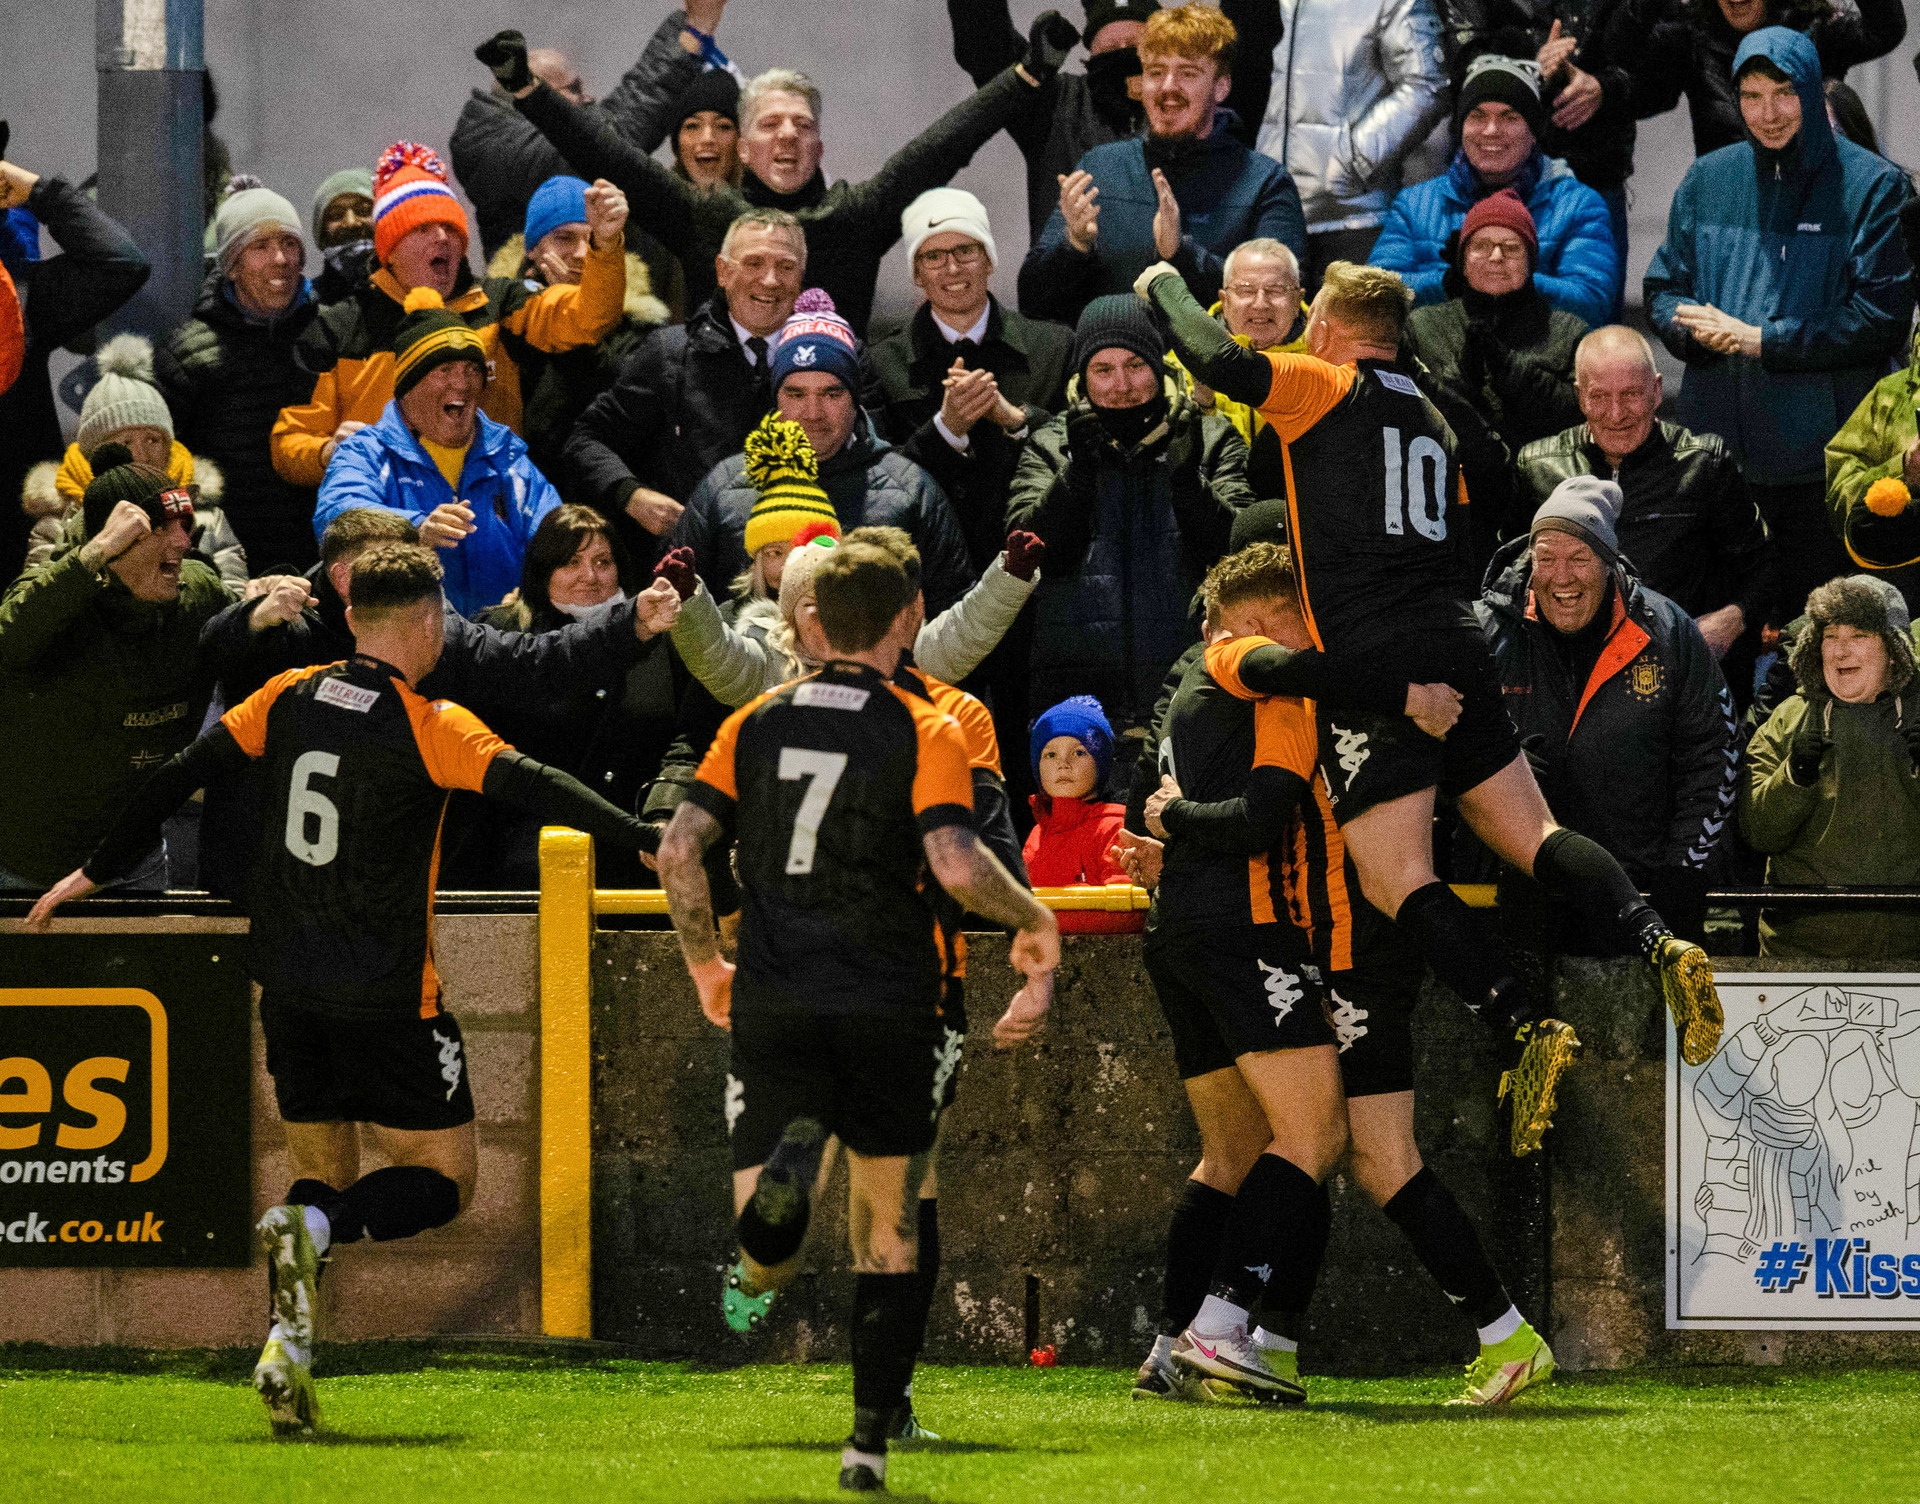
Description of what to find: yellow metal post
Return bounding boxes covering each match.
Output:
[538,826,594,1339]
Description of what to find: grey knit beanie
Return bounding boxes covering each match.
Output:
[75,334,173,454]
[1531,474,1623,566]
[212,187,304,272]
[311,167,374,242]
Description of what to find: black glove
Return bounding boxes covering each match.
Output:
[476,30,534,92]
[1164,422,1203,497]
[1646,866,1710,949]
[1787,706,1826,786]
[1023,11,1081,85]
[1065,404,1109,464]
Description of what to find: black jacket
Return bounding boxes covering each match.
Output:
[871,298,1074,573]
[0,177,148,582]
[515,65,1038,335]
[1514,420,1779,630]
[155,277,322,572]
[1476,539,1738,883]
[1620,0,1907,157]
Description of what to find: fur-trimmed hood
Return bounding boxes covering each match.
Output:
[486,235,670,328]
[26,449,225,519]
[1788,573,1917,701]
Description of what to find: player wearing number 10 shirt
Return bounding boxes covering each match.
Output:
[1140,259,1723,1162]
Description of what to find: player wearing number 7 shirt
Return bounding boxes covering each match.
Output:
[26,543,672,1438]
[656,539,1058,1497]
[1135,257,1724,1156]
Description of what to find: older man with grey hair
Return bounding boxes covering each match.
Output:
[1514,324,1778,702]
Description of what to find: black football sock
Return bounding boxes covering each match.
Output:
[737,1119,826,1268]
[1204,1154,1324,1317]
[850,1273,921,1455]
[1532,827,1668,961]
[1162,1179,1236,1335]
[1381,1167,1512,1330]
[736,1197,809,1268]
[1258,1162,1331,1324]
[903,1197,941,1388]
[322,1166,461,1244]
[1394,880,1541,1036]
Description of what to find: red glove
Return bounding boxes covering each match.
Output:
[1005,530,1045,582]
[654,546,698,602]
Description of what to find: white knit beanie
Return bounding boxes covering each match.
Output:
[900,187,997,270]
[212,187,305,272]
[76,334,173,456]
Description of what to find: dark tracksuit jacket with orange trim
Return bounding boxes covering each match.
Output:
[80,655,654,1017]
[270,244,627,490]
[1476,539,1738,884]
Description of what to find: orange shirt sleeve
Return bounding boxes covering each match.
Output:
[219,665,329,757]
[1252,697,1319,780]
[1204,635,1273,701]
[908,700,976,827]
[1257,353,1356,444]
[693,702,748,804]
[930,680,1002,775]
[404,690,512,792]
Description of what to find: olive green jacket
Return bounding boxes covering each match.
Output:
[1826,327,1920,570]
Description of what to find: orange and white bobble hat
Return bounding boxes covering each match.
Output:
[371,141,469,266]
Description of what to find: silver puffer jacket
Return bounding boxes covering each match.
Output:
[1254,0,1451,234]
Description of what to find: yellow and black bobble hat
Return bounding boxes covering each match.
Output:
[392,286,487,399]
[742,413,839,556]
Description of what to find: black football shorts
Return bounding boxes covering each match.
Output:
[1144,917,1335,1080]
[1329,964,1422,1099]
[260,991,476,1131]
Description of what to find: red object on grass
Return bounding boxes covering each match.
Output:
[1029,1344,1057,1367]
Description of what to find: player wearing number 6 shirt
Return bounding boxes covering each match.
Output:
[656,538,1057,1497]
[1136,257,1723,1159]
[26,542,670,1439]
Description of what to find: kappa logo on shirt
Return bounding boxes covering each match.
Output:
[315,677,381,714]
[1257,960,1303,1023]
[433,1029,464,1101]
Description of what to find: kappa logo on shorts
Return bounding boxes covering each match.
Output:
[1329,723,1370,785]
[432,1029,464,1101]
[931,1027,964,1122]
[1328,988,1370,1053]
[724,1074,745,1134]
[1257,960,1303,1024]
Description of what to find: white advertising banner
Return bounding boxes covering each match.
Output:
[1669,973,1920,1329]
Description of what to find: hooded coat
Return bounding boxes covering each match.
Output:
[1825,327,1920,571]
[1644,27,1914,487]
[1741,575,1920,957]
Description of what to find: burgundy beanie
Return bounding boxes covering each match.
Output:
[1460,188,1537,268]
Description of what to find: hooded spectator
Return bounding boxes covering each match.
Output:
[489,18,1066,334]
[1476,475,1738,946]
[1742,574,1920,958]
[670,292,977,613]
[1621,0,1906,159]
[1019,4,1307,325]
[1369,53,1618,327]
[1646,28,1914,626]
[0,447,231,890]
[1517,325,1778,695]
[156,187,323,571]
[311,167,375,304]
[311,288,561,616]
[0,136,149,582]
[270,140,628,493]
[1008,294,1252,776]
[485,174,670,490]
[1023,693,1144,933]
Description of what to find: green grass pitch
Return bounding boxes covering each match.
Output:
[4,1346,1918,1502]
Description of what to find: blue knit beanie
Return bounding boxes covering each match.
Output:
[770,288,861,392]
[1030,695,1116,788]
[524,175,590,254]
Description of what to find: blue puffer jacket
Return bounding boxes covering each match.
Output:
[1644,26,1914,487]
[1369,148,1619,328]
[313,403,561,617]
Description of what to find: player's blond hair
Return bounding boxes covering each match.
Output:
[1202,541,1299,620]
[1315,262,1414,346]
[348,541,444,622]
[1140,4,1238,70]
[813,540,916,655]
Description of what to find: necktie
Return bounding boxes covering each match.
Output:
[747,335,769,390]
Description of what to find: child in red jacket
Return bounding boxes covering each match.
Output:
[1022,695,1143,935]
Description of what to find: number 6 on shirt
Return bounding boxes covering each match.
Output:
[779,748,848,874]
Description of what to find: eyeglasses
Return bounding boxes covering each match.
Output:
[1223,282,1298,304]
[1465,239,1526,261]
[916,243,986,270]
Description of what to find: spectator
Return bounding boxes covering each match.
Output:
[486,174,670,491]
[1822,77,1886,155]
[873,188,1073,575]
[29,335,248,590]
[465,505,684,887]
[1477,477,1738,947]
[1517,325,1777,693]
[672,292,976,613]
[1742,574,1920,958]
[1403,187,1586,544]
[0,452,232,890]
[1645,27,1914,625]
[1827,322,1920,578]
[0,140,149,583]
[1008,294,1252,778]
[1242,0,1451,288]
[488,23,1068,334]
[666,67,744,193]
[270,141,628,492]
[1173,237,1308,503]
[311,289,560,616]
[1019,4,1307,325]
[1369,53,1617,327]
[155,188,322,572]
[948,0,1160,240]
[1622,0,1906,159]
[311,168,375,305]
[1023,694,1143,932]
[564,209,816,567]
